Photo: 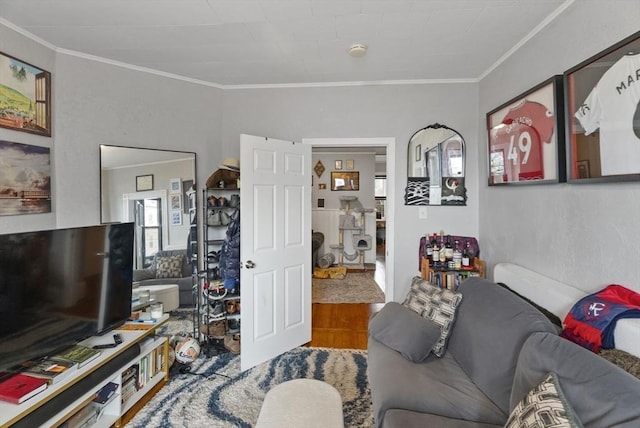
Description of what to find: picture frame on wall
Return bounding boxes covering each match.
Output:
[169,178,181,193]
[486,75,565,185]
[170,193,181,210]
[0,51,51,137]
[331,171,359,191]
[564,30,640,183]
[136,174,153,191]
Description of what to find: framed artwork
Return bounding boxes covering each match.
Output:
[170,193,181,210]
[486,75,565,185]
[346,159,354,170]
[169,178,181,193]
[171,210,182,226]
[335,160,343,170]
[0,51,51,137]
[136,174,153,191]
[182,179,194,214]
[331,171,359,191]
[314,160,325,177]
[564,31,640,183]
[0,140,51,216]
[318,183,327,190]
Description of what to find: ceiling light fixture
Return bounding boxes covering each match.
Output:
[348,43,367,58]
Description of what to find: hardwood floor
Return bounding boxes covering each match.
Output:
[307,303,384,349]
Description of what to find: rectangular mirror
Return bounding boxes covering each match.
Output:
[100,145,196,269]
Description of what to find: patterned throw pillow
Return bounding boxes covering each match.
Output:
[505,372,583,428]
[155,255,184,278]
[402,276,463,357]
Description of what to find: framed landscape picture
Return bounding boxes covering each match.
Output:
[0,51,51,137]
[564,31,640,183]
[486,75,565,185]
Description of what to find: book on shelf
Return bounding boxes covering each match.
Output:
[0,373,48,404]
[50,345,101,368]
[93,381,119,405]
[22,358,77,384]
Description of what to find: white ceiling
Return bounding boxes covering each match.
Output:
[0,0,570,88]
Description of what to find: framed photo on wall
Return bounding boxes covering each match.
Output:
[486,75,565,185]
[564,31,640,183]
[331,171,359,191]
[136,174,153,191]
[0,51,51,137]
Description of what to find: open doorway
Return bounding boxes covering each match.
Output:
[304,137,395,304]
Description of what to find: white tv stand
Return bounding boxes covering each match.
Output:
[0,315,170,427]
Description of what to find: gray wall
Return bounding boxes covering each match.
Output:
[478,0,640,292]
[220,84,480,300]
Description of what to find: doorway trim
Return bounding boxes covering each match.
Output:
[302,137,394,302]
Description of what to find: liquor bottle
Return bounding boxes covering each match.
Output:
[438,232,446,263]
[431,234,440,264]
[453,240,462,269]
[425,234,433,263]
[462,241,471,267]
[445,236,453,261]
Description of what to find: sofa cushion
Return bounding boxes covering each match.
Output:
[505,372,583,428]
[403,276,463,357]
[368,336,507,427]
[132,268,156,282]
[447,278,558,414]
[369,302,441,363]
[155,254,184,278]
[511,332,640,428]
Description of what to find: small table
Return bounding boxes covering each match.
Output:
[256,379,344,428]
[135,284,179,312]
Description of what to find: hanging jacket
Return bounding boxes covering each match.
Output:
[219,207,240,290]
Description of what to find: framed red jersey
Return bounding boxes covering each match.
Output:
[486,75,566,185]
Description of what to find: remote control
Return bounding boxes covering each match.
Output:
[113,333,123,344]
[93,343,117,349]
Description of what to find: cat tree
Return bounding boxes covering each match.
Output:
[329,196,374,268]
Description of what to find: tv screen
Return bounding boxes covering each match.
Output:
[0,223,134,371]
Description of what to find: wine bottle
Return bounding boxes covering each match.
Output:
[453,240,462,269]
[425,234,433,262]
[431,234,440,264]
[462,241,471,267]
[445,236,453,261]
[438,232,446,263]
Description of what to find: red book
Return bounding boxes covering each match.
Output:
[0,373,48,404]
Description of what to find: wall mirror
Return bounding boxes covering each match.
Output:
[100,145,196,269]
[405,123,467,206]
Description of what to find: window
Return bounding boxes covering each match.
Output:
[134,198,163,268]
[375,176,386,219]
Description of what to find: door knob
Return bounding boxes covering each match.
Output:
[245,260,256,269]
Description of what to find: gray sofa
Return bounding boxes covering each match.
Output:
[368,277,640,428]
[132,249,193,307]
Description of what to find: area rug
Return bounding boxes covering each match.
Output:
[125,346,373,428]
[313,272,385,304]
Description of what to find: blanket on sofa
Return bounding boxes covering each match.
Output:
[561,284,640,352]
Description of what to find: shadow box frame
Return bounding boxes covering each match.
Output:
[0,50,52,137]
[564,30,640,184]
[486,75,566,186]
[330,171,359,191]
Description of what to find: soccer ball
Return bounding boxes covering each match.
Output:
[175,337,201,364]
[169,331,191,349]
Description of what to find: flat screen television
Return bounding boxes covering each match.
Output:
[0,223,134,371]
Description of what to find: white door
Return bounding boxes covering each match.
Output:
[240,134,312,371]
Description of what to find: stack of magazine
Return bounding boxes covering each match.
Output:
[21,345,101,385]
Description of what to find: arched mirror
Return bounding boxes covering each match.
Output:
[405,123,466,206]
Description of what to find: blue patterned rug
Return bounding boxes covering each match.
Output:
[125,336,373,427]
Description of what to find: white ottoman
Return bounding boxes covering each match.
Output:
[256,379,344,428]
[137,284,179,312]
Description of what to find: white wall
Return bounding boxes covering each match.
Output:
[478,0,640,292]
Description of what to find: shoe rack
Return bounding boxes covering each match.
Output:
[199,183,241,356]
